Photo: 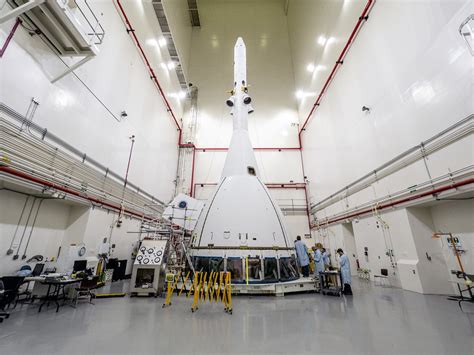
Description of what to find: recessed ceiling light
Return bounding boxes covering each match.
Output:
[295,90,304,99]
[146,38,158,47]
[167,61,176,70]
[317,35,327,46]
[306,63,315,72]
[158,37,167,47]
[178,91,186,99]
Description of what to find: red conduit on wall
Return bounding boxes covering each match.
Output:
[0,166,153,221]
[0,18,21,58]
[298,0,374,137]
[316,178,474,227]
[113,0,375,228]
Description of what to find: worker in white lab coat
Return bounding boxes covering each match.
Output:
[295,236,310,277]
[337,248,353,295]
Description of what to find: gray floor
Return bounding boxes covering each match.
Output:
[0,280,473,355]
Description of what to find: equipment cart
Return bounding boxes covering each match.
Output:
[130,240,167,297]
[319,271,343,296]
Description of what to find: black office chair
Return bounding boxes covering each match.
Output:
[73,276,100,307]
[0,279,9,322]
[1,276,25,310]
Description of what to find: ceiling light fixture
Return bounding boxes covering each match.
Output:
[146,38,158,47]
[306,63,315,72]
[158,36,167,47]
[317,35,327,46]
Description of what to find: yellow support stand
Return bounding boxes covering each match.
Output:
[163,271,181,307]
[165,271,233,314]
[178,271,191,297]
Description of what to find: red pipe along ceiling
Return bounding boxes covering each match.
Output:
[112,0,374,225]
[314,178,474,228]
[0,166,153,221]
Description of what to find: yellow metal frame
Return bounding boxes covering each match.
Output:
[163,271,233,314]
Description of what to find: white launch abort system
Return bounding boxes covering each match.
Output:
[189,38,316,294]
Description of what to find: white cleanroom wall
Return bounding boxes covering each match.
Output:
[406,207,453,295]
[0,189,69,275]
[287,0,473,219]
[0,0,181,200]
[342,201,473,294]
[0,1,183,275]
[0,189,145,276]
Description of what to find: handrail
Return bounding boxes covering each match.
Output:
[311,114,473,213]
[0,102,164,206]
[1,117,165,217]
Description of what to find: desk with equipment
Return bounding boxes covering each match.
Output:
[36,276,82,313]
[25,259,93,312]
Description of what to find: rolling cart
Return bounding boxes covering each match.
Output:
[319,271,343,297]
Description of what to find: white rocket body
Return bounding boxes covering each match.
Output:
[190,38,298,283]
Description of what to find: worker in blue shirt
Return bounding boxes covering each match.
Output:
[313,243,325,276]
[337,248,353,295]
[313,243,325,288]
[294,236,310,277]
[322,248,331,269]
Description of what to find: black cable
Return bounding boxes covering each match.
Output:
[19,21,35,33]
[55,56,121,122]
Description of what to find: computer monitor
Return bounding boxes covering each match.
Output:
[32,263,45,276]
[73,260,87,272]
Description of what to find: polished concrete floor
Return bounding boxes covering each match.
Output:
[0,280,473,355]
